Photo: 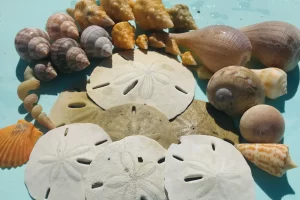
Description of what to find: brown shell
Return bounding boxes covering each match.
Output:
[167,4,198,30]
[181,51,197,65]
[112,22,135,49]
[165,38,181,56]
[149,32,167,48]
[101,0,135,22]
[135,34,148,50]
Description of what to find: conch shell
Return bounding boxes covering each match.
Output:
[235,144,297,177]
[15,28,50,61]
[112,22,135,49]
[169,25,252,73]
[100,0,135,22]
[46,13,79,41]
[136,34,148,50]
[133,0,174,30]
[251,68,287,99]
[207,66,265,116]
[181,51,197,66]
[240,21,300,72]
[66,0,115,30]
[0,120,43,168]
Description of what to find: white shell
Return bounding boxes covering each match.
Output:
[25,123,112,200]
[86,50,195,119]
[165,135,255,200]
[86,135,167,200]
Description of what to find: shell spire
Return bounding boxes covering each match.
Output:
[101,0,135,22]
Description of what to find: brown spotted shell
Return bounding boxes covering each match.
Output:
[136,34,148,50]
[101,0,135,22]
[167,4,198,30]
[112,22,135,49]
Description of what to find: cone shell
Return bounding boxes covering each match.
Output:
[15,28,51,61]
[235,144,297,177]
[101,0,135,22]
[181,51,197,66]
[0,120,43,168]
[240,21,300,72]
[112,22,135,49]
[251,68,287,99]
[136,34,148,50]
[33,60,57,81]
[169,25,252,73]
[133,0,174,30]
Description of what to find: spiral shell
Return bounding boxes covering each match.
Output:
[181,51,197,66]
[133,0,174,30]
[207,66,265,116]
[33,60,57,81]
[101,0,135,22]
[136,34,148,50]
[51,38,90,73]
[46,13,79,41]
[15,28,51,61]
[112,22,135,49]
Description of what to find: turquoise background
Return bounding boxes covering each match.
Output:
[0,0,300,199]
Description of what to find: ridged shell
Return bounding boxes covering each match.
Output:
[240,21,300,72]
[167,4,198,30]
[101,0,135,22]
[135,34,148,50]
[15,28,51,61]
[80,25,112,58]
[181,51,197,65]
[133,0,174,30]
[51,38,90,73]
[207,66,265,116]
[0,120,43,168]
[112,22,135,49]
[235,144,297,177]
[46,13,79,41]
[33,60,57,81]
[169,25,252,73]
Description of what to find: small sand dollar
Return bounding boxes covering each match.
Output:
[86,135,167,200]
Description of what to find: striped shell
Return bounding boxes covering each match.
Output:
[101,0,135,22]
[15,28,51,61]
[80,25,112,58]
[167,4,198,30]
[46,13,79,41]
[33,60,57,81]
[0,120,43,168]
[51,38,90,73]
[135,34,148,50]
[112,22,135,49]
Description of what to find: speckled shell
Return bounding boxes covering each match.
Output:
[170,25,252,73]
[101,0,135,22]
[136,34,148,50]
[46,13,79,41]
[112,22,135,49]
[133,0,174,30]
[80,25,112,58]
[167,4,198,30]
[51,38,90,73]
[181,51,197,65]
[240,21,300,72]
[207,66,265,116]
[33,60,57,81]
[15,28,51,61]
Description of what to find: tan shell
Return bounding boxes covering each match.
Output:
[135,34,148,50]
[17,79,40,101]
[235,144,297,177]
[112,22,135,49]
[23,94,38,112]
[196,66,213,80]
[167,4,198,30]
[46,13,79,41]
[101,0,135,22]
[133,0,174,30]
[207,66,265,116]
[240,21,300,72]
[181,51,197,66]
[171,100,239,144]
[169,25,252,73]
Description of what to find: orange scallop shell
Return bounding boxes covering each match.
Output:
[0,120,43,168]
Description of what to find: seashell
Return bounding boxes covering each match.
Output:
[251,68,287,99]
[80,25,113,58]
[165,38,181,56]
[133,0,174,30]
[17,79,40,101]
[37,113,56,130]
[240,21,300,72]
[101,0,135,22]
[0,120,43,168]
[31,105,43,120]
[169,25,252,73]
[196,66,213,80]
[149,32,166,48]
[51,38,90,73]
[240,105,285,143]
[181,51,197,66]
[24,66,35,81]
[207,66,265,116]
[167,4,198,31]
[112,22,135,49]
[46,12,79,41]
[24,94,38,112]
[33,60,57,81]
[135,34,148,50]
[235,143,298,177]
[66,0,115,30]
[15,28,51,61]
[128,0,135,8]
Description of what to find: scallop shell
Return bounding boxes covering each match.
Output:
[33,60,57,81]
[251,68,287,99]
[133,0,174,30]
[240,21,300,72]
[207,66,265,116]
[101,0,135,22]
[169,25,252,73]
[15,28,51,61]
[181,51,197,66]
[235,144,297,177]
[0,120,43,168]
[135,34,148,50]
[51,38,90,73]
[112,22,135,49]
[46,13,79,41]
